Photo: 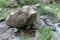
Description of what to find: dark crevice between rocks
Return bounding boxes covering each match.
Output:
[50,1,53,4]
[9,23,37,37]
[0,19,5,22]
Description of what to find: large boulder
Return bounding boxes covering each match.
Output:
[6,4,40,27]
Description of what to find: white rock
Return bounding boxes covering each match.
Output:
[12,37,21,40]
[12,28,18,32]
[32,4,40,10]
[54,23,60,34]
[44,6,52,11]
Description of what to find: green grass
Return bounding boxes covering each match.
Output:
[20,26,52,40]
[37,2,60,15]
[0,0,12,7]
[0,9,12,20]
[18,0,40,7]
[38,26,52,40]
[0,7,20,20]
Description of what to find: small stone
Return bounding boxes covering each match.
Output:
[12,28,18,32]
[44,6,52,11]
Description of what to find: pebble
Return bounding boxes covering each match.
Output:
[12,28,18,32]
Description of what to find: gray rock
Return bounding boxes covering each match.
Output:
[0,28,15,40]
[51,32,60,40]
[6,5,39,27]
[55,0,60,4]
[0,21,9,34]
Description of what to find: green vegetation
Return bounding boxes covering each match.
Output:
[20,32,29,40]
[0,9,12,20]
[0,0,12,7]
[0,0,60,15]
[18,0,40,7]
[19,26,52,40]
[37,3,60,15]
[38,26,52,40]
